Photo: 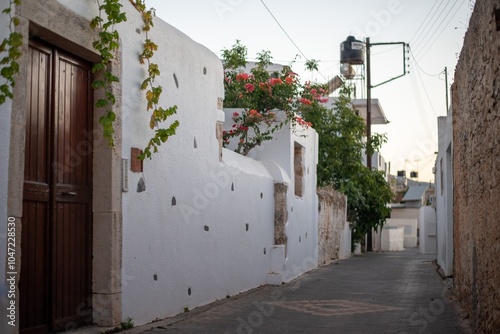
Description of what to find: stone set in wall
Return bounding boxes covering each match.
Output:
[452,0,500,331]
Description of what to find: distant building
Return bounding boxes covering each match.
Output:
[402,185,429,208]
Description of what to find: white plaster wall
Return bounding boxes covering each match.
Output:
[435,113,454,276]
[386,218,418,248]
[111,3,278,325]
[223,109,320,282]
[419,206,437,254]
[381,226,405,251]
[256,125,319,282]
[42,1,319,325]
[0,0,13,330]
[339,221,352,259]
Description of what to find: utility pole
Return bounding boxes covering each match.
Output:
[365,39,408,252]
[366,38,373,252]
[340,36,408,252]
[366,37,372,171]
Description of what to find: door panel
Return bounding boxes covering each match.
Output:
[21,41,52,334]
[21,39,93,334]
[51,48,93,332]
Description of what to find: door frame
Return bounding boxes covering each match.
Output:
[7,1,123,332]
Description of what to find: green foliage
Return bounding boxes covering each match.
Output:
[90,0,178,158]
[120,317,134,330]
[300,84,393,244]
[100,317,134,333]
[91,0,127,147]
[221,41,326,155]
[134,2,179,159]
[0,0,22,105]
[221,39,247,70]
[1,0,178,159]
[304,59,319,72]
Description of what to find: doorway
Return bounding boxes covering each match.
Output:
[20,39,93,333]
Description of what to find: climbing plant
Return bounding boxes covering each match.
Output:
[90,0,127,146]
[132,0,179,160]
[0,0,22,105]
[91,0,179,157]
[0,0,178,159]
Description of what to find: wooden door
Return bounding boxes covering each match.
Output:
[20,39,93,334]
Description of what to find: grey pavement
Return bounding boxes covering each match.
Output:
[125,249,471,334]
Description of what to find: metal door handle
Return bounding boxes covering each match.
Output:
[61,191,77,196]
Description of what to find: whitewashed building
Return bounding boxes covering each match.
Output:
[0,1,341,333]
[434,108,454,276]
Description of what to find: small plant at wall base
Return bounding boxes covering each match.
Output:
[0,0,22,105]
[221,40,327,155]
[100,317,134,334]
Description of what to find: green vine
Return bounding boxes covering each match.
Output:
[90,0,127,146]
[1,0,178,159]
[0,0,22,105]
[132,0,179,160]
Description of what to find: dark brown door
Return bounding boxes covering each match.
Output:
[21,39,93,334]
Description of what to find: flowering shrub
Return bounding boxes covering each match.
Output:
[221,40,328,155]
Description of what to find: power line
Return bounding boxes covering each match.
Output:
[259,0,327,81]
[415,0,466,61]
[412,0,453,51]
[409,1,440,44]
[410,48,438,117]
[411,56,443,77]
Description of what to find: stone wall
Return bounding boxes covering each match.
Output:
[452,0,500,332]
[317,187,348,265]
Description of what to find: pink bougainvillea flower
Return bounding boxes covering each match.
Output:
[236,73,250,82]
[269,78,283,86]
[244,83,255,93]
[300,98,312,105]
[285,76,294,85]
[233,112,240,117]
[239,139,245,143]
[248,109,262,118]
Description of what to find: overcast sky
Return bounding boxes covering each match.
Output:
[144,0,472,182]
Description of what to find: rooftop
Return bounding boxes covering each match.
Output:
[402,185,429,201]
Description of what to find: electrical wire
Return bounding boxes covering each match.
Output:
[414,0,466,61]
[411,57,443,77]
[412,0,453,51]
[259,0,327,81]
[408,1,440,44]
[410,48,438,117]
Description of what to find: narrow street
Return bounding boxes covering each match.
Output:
[126,249,471,334]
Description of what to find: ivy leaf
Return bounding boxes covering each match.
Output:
[96,98,108,108]
[92,63,105,73]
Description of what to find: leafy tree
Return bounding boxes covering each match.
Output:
[300,84,393,244]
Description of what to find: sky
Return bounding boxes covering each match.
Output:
[144,0,473,182]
